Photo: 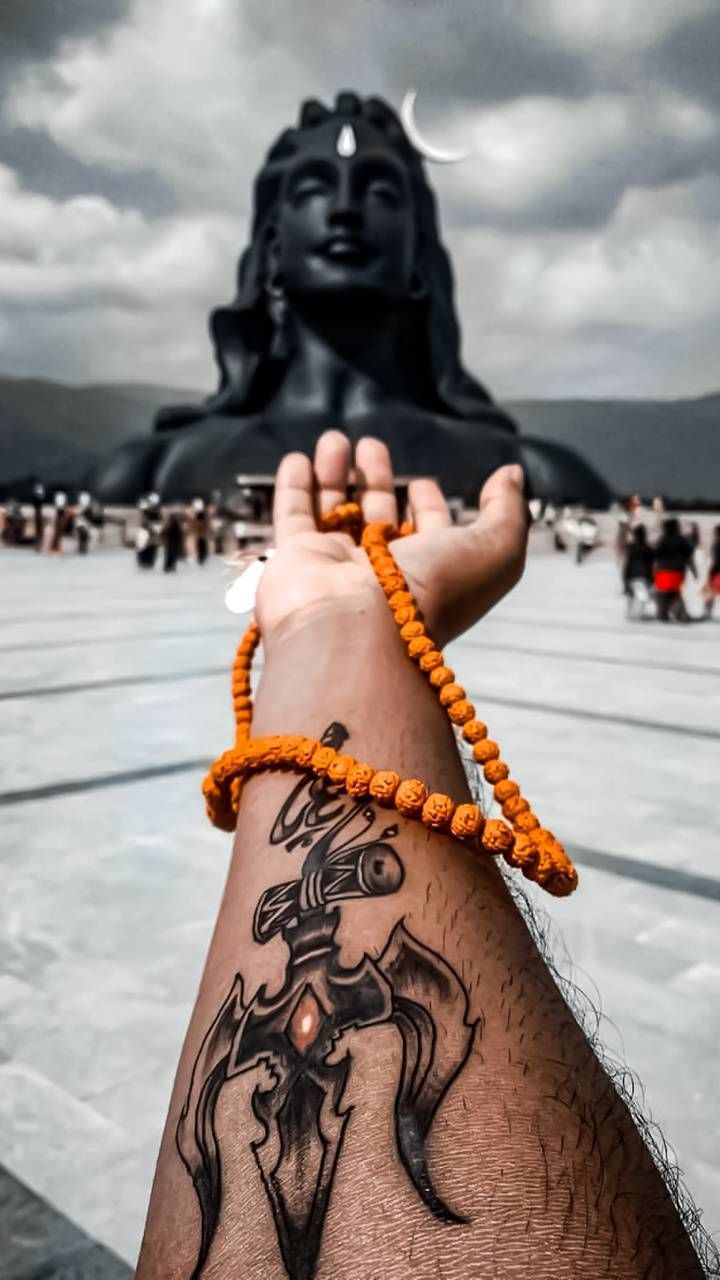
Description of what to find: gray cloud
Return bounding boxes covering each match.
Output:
[0,0,130,63]
[0,0,165,213]
[242,0,593,108]
[0,0,719,399]
[439,93,720,233]
[0,124,176,213]
[653,7,720,107]
[377,1,592,106]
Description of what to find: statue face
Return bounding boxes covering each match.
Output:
[272,119,416,301]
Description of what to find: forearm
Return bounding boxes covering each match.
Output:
[137,597,701,1280]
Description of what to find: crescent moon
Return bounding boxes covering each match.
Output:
[400,89,470,165]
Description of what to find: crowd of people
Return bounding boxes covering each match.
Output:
[527,494,719,623]
[0,482,269,569]
[621,516,720,622]
[134,495,211,572]
[5,483,720,623]
[0,485,105,554]
[132,490,266,572]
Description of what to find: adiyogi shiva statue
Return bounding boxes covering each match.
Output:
[93,91,611,506]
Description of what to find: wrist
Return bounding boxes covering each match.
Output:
[250,590,471,800]
[252,591,406,747]
[259,587,393,666]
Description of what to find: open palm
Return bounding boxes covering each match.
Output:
[256,431,528,648]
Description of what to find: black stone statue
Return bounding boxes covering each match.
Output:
[93,91,611,507]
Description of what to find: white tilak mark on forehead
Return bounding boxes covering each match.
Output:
[336,124,357,157]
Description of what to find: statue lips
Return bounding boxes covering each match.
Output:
[317,233,371,265]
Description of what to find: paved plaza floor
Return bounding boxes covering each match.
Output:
[1,538,719,1270]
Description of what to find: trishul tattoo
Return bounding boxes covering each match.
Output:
[177,723,476,1280]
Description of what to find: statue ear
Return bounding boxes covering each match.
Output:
[260,229,290,358]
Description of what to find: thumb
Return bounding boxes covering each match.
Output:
[427,463,529,645]
[468,463,529,588]
[478,462,525,518]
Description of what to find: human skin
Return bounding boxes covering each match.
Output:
[136,433,703,1280]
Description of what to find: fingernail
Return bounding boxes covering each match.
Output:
[506,464,524,487]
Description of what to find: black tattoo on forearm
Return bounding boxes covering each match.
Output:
[177,722,476,1280]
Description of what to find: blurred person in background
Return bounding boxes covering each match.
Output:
[703,525,720,618]
[613,498,631,562]
[556,507,598,563]
[31,482,45,551]
[49,493,68,554]
[650,494,666,537]
[190,498,209,565]
[162,511,185,573]
[653,517,697,622]
[233,516,250,550]
[687,521,701,552]
[135,498,159,570]
[3,500,25,546]
[622,525,654,620]
[211,492,226,554]
[553,505,570,552]
[211,512,225,555]
[574,511,598,564]
[75,492,92,554]
[91,498,106,544]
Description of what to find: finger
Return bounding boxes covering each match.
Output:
[467,463,528,588]
[314,430,352,517]
[477,463,526,523]
[273,451,315,545]
[355,436,398,526]
[407,477,451,533]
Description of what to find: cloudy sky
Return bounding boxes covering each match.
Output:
[1,0,719,399]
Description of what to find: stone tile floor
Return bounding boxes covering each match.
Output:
[1,538,719,1269]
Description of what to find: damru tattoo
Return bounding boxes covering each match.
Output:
[177,723,477,1280]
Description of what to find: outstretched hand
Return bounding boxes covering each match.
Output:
[255,430,528,648]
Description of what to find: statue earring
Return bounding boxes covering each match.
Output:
[265,268,290,360]
[265,270,285,302]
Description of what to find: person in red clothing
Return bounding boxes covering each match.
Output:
[652,517,696,622]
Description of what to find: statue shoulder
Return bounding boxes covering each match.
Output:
[402,401,518,438]
[90,435,170,504]
[518,436,613,508]
[154,413,277,498]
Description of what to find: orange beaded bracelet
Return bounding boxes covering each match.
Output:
[203,504,578,897]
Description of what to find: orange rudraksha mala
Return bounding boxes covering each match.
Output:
[203,503,578,897]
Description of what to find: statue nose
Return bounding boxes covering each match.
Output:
[328,204,363,230]
[328,173,363,228]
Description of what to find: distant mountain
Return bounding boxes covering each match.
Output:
[0,376,717,504]
[507,395,720,506]
[0,378,201,492]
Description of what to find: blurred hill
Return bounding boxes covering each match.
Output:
[507,395,719,506]
[0,376,717,503]
[0,378,201,492]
